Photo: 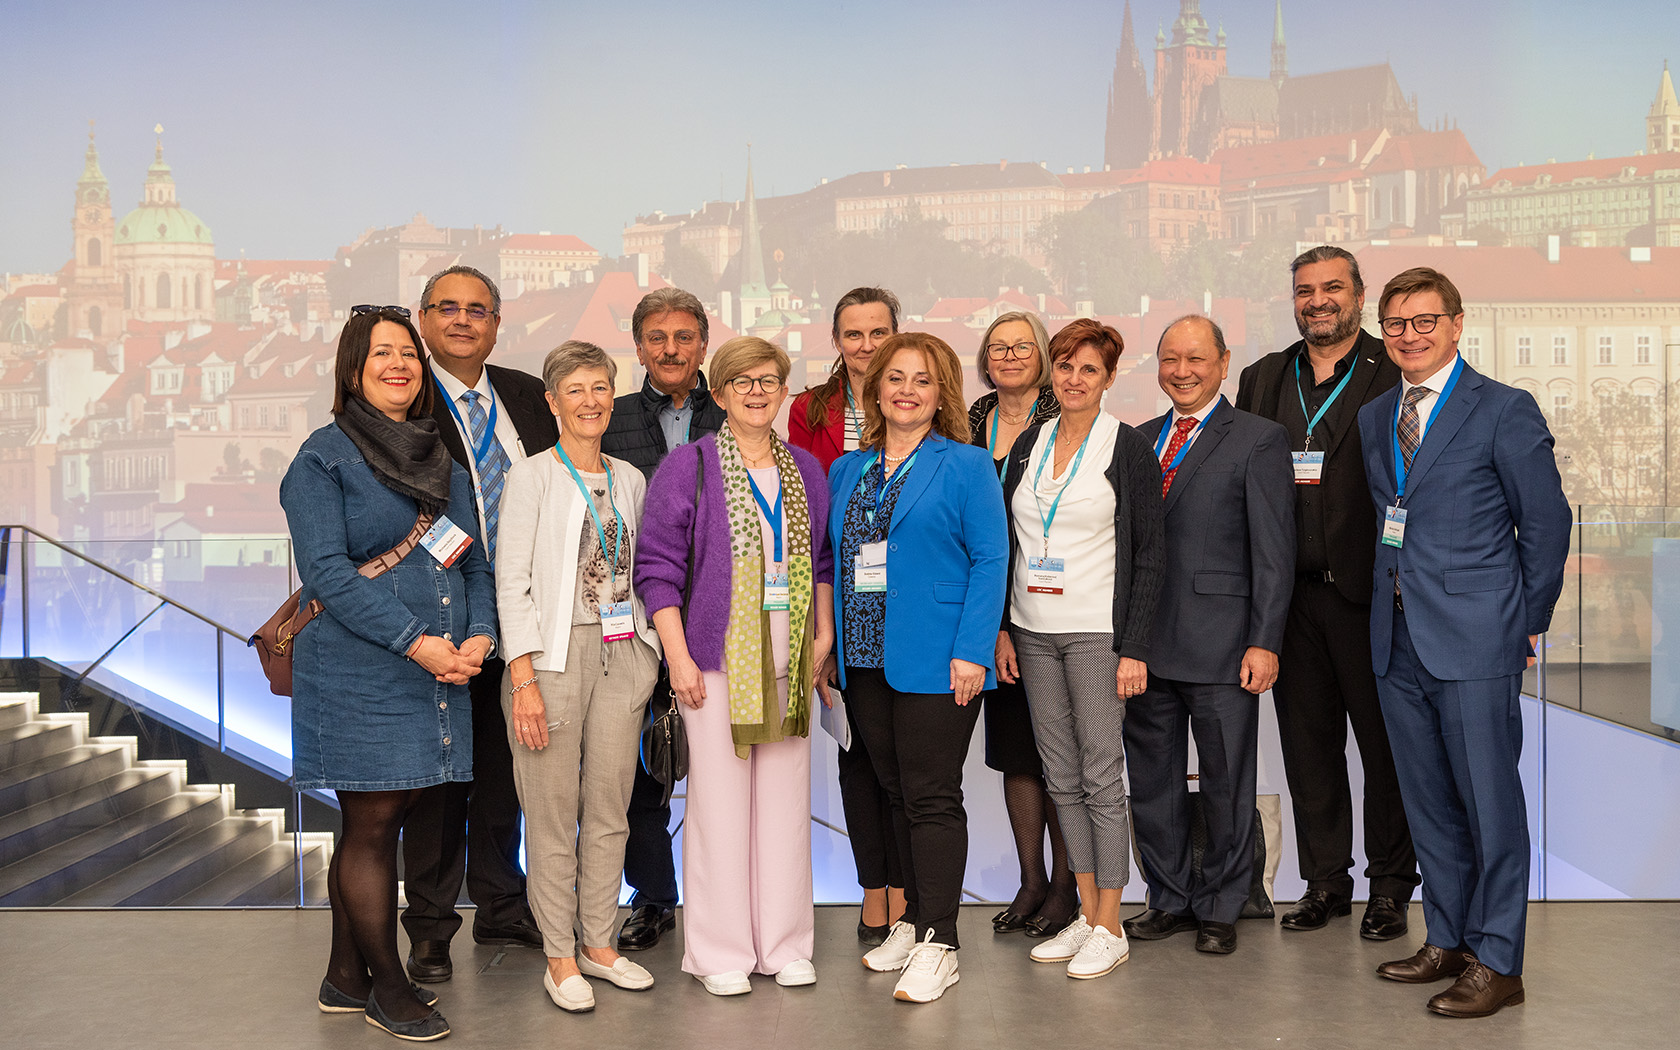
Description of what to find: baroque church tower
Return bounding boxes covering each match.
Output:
[1103,1,1151,171]
[1650,61,1680,154]
[64,124,123,339]
[1151,0,1227,158]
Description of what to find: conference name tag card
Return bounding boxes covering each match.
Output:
[1026,556,1066,594]
[419,516,473,566]
[1381,506,1407,548]
[763,571,791,611]
[1292,450,1325,485]
[855,541,887,593]
[600,601,635,642]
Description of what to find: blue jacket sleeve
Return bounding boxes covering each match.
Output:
[1491,389,1573,637]
[952,450,1009,671]
[451,464,499,652]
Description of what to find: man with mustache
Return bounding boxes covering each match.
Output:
[599,286,727,951]
[1235,246,1418,941]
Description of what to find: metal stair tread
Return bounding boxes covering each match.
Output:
[0,765,181,846]
[56,813,282,907]
[0,790,230,903]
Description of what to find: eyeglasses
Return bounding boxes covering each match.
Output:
[985,341,1038,360]
[424,303,493,321]
[1380,313,1452,337]
[726,374,785,395]
[642,330,701,349]
[352,304,411,318]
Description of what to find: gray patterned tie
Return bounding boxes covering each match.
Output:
[1397,386,1431,472]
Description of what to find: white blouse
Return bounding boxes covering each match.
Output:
[1009,413,1119,635]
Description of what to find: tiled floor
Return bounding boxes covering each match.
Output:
[3,902,1673,1049]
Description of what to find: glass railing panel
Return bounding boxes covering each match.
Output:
[1573,506,1679,738]
[20,539,157,673]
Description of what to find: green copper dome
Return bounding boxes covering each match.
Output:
[115,202,213,245]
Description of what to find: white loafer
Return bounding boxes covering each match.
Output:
[577,954,654,991]
[697,971,752,996]
[543,969,595,1013]
[775,959,817,987]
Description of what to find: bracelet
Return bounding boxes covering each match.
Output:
[511,676,539,693]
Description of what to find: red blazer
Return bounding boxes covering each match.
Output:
[787,388,847,472]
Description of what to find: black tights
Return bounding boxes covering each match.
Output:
[1002,772,1078,921]
[326,788,428,1021]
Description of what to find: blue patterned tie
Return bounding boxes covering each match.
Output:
[461,391,512,562]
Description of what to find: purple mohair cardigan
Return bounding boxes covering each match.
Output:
[633,434,834,672]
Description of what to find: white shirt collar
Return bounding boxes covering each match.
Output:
[432,365,493,405]
[1400,356,1460,400]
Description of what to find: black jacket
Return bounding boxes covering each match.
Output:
[601,373,727,479]
[998,418,1166,662]
[1234,329,1400,606]
[428,362,558,476]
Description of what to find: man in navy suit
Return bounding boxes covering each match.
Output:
[1123,315,1295,955]
[1358,267,1570,1018]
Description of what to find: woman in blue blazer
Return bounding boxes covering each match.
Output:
[824,332,1008,1004]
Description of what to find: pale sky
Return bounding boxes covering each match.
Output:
[2,0,1673,272]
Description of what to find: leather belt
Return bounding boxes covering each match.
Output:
[1296,570,1335,584]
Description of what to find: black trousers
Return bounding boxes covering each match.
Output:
[836,701,904,890]
[1273,579,1419,901]
[400,656,529,942]
[1124,676,1257,925]
[845,667,980,948]
[622,668,679,909]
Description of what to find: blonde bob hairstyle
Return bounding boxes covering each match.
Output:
[708,335,791,394]
[858,332,970,448]
[975,310,1054,391]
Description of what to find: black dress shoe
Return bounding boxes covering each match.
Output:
[1279,888,1352,931]
[472,915,544,949]
[1359,896,1409,940]
[405,940,452,984]
[858,913,890,946]
[616,904,676,951]
[1195,921,1238,954]
[1121,908,1199,941]
[991,909,1031,933]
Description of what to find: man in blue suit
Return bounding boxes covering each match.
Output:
[1123,315,1295,956]
[1358,267,1570,1018]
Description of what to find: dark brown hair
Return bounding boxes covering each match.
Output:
[1378,266,1463,319]
[803,286,902,430]
[332,308,436,419]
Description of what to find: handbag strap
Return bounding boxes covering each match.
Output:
[296,511,436,626]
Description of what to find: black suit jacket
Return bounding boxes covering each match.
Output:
[1137,399,1296,684]
[1235,330,1399,606]
[428,362,559,499]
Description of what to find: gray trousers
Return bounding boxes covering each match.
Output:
[1012,629,1130,889]
[503,625,658,957]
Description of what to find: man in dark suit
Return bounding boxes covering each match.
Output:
[402,265,559,983]
[599,286,725,951]
[1123,315,1295,955]
[1359,267,1570,1018]
[1235,246,1418,941]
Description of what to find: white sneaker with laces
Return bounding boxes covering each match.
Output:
[1066,924,1129,979]
[862,920,918,972]
[892,932,959,1003]
[1029,916,1093,963]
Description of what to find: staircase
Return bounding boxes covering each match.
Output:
[0,692,332,906]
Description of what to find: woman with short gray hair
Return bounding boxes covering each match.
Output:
[496,340,663,1013]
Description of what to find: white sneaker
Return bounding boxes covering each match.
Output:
[1066,924,1129,979]
[862,920,918,972]
[576,953,654,990]
[696,971,752,996]
[892,932,959,1003]
[543,969,595,1012]
[1029,916,1093,963]
[775,959,817,987]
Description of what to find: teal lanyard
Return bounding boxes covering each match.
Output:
[1031,418,1093,556]
[1391,357,1463,505]
[1293,354,1359,451]
[552,445,623,587]
[864,439,923,536]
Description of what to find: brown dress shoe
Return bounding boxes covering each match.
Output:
[1376,943,1475,983]
[1427,961,1525,1018]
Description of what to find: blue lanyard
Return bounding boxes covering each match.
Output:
[552,445,624,587]
[745,468,785,565]
[844,385,865,446]
[1153,396,1220,472]
[435,376,501,466]
[1030,417,1094,554]
[1293,354,1359,451]
[864,438,924,533]
[1390,357,1463,505]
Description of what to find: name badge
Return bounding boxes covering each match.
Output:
[763,571,791,611]
[1026,556,1066,594]
[855,541,887,593]
[599,601,634,642]
[1381,506,1407,548]
[419,515,473,566]
[1292,451,1325,485]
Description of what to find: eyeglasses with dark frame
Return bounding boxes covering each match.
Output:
[725,374,785,395]
[1380,313,1453,337]
[351,304,411,318]
[424,302,494,322]
[985,340,1039,360]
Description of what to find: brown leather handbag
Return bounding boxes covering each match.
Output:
[249,512,434,696]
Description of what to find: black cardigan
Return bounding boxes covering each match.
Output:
[999,417,1166,663]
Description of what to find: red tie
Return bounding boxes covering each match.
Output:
[1160,415,1199,497]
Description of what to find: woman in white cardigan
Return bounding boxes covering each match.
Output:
[496,340,662,1014]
